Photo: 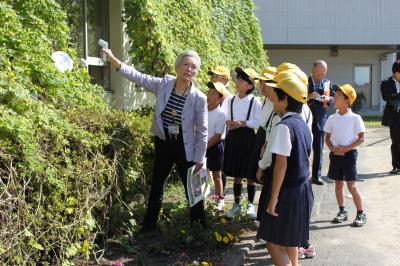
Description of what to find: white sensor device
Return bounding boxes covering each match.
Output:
[98,39,108,62]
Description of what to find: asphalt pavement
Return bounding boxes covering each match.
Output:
[222,127,400,266]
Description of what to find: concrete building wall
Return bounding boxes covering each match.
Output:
[106,0,155,111]
[254,0,400,45]
[266,48,392,111]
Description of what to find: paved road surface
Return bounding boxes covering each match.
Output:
[223,127,400,266]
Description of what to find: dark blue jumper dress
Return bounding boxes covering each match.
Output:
[257,114,314,247]
[223,96,256,178]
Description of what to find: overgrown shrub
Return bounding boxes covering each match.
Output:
[0,1,153,264]
[123,0,269,88]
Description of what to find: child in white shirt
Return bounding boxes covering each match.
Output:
[206,82,227,211]
[324,84,366,227]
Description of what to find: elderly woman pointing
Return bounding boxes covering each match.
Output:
[102,49,208,231]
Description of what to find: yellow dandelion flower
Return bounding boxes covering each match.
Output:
[223,236,229,243]
[227,233,234,240]
[202,262,209,266]
[215,232,222,242]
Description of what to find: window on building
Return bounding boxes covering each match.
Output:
[354,65,372,108]
[56,0,110,90]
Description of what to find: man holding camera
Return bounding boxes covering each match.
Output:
[307,60,335,185]
[381,60,400,174]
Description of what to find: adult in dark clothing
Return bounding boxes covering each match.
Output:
[381,60,400,174]
[307,60,335,185]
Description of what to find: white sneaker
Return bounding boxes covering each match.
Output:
[215,198,225,211]
[246,203,256,220]
[226,203,241,219]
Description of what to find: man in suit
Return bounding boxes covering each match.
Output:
[308,60,335,185]
[381,60,400,174]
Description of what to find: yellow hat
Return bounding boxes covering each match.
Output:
[267,72,308,104]
[259,66,277,81]
[266,71,293,85]
[208,66,230,80]
[207,81,228,97]
[276,62,300,73]
[235,67,259,84]
[280,69,308,86]
[333,84,357,105]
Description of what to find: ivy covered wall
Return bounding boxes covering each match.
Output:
[123,0,269,88]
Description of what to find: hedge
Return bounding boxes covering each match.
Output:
[0,1,152,264]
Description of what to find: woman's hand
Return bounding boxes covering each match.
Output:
[266,197,278,216]
[194,163,203,173]
[100,48,121,69]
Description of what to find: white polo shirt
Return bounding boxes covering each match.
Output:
[323,109,365,147]
[208,106,227,140]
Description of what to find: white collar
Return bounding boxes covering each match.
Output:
[281,111,297,118]
[336,108,352,117]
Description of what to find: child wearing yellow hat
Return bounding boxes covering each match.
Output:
[208,66,233,116]
[246,67,280,187]
[206,82,228,211]
[323,84,366,227]
[224,67,262,219]
[208,66,233,192]
[257,72,313,266]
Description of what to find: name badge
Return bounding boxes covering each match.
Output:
[168,124,180,135]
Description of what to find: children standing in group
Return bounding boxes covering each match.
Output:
[206,82,228,211]
[257,72,313,266]
[223,67,262,219]
[324,84,366,227]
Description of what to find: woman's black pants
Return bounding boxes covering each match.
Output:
[143,134,205,229]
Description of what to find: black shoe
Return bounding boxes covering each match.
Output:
[389,168,400,174]
[312,178,324,185]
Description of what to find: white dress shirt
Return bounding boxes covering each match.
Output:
[227,94,262,129]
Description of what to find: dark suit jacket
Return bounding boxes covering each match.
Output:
[307,76,335,131]
[380,76,400,126]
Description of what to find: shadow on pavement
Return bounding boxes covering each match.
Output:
[310,219,333,224]
[310,223,352,231]
[357,172,393,180]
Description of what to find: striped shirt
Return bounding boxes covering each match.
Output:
[161,90,187,129]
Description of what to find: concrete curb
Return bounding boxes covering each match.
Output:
[222,247,245,266]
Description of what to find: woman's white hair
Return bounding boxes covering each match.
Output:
[175,50,201,71]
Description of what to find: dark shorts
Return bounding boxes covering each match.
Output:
[206,141,224,171]
[327,150,358,181]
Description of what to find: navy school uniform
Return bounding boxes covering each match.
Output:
[223,95,260,178]
[257,113,314,246]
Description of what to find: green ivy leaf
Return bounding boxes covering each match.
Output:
[66,243,81,258]
[28,239,44,250]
